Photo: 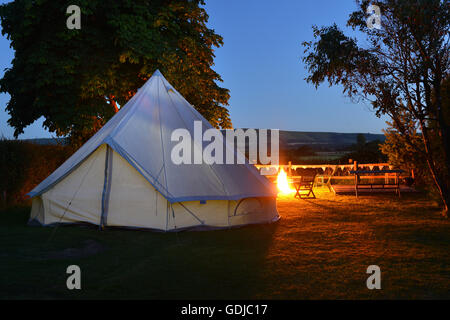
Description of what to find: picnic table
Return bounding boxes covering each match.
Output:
[349,169,404,198]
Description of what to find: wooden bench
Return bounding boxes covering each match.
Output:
[349,169,404,198]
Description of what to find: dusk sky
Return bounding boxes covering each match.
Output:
[0,0,389,139]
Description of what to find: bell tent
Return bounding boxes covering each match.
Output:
[28,70,279,231]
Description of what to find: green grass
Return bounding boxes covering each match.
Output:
[1,189,450,299]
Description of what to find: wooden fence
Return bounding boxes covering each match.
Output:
[255,161,414,190]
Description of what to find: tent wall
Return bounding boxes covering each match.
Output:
[106,148,169,229]
[29,144,279,231]
[228,197,278,227]
[170,200,229,229]
[29,196,45,225]
[38,145,107,225]
[168,197,278,230]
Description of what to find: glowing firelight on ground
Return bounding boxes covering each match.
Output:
[276,168,295,195]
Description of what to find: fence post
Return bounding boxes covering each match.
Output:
[288,161,292,177]
[353,161,359,198]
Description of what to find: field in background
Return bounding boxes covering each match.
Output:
[23,131,386,149]
[279,131,385,147]
[1,188,449,299]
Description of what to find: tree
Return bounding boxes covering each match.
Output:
[344,139,387,163]
[381,77,450,192]
[356,133,367,149]
[380,119,431,187]
[0,0,231,146]
[302,0,450,216]
[0,138,71,206]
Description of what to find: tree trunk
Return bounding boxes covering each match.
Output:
[424,156,449,217]
[433,80,450,217]
[438,122,450,217]
[420,124,449,217]
[443,193,450,217]
[108,96,119,113]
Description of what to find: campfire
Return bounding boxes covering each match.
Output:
[276,168,295,195]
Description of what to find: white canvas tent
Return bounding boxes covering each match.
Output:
[28,70,279,231]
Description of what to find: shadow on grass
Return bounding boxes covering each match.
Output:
[0,206,279,299]
[3,195,450,299]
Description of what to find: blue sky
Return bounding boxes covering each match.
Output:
[0,0,388,139]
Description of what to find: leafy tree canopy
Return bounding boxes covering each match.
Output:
[356,133,366,148]
[0,0,231,144]
[302,0,450,215]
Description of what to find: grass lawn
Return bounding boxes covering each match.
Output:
[1,187,450,299]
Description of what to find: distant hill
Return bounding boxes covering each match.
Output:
[221,129,385,151]
[20,131,385,151]
[279,131,385,149]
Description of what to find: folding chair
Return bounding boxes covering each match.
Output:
[294,175,316,199]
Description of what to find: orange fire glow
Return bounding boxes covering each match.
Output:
[276,168,295,195]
